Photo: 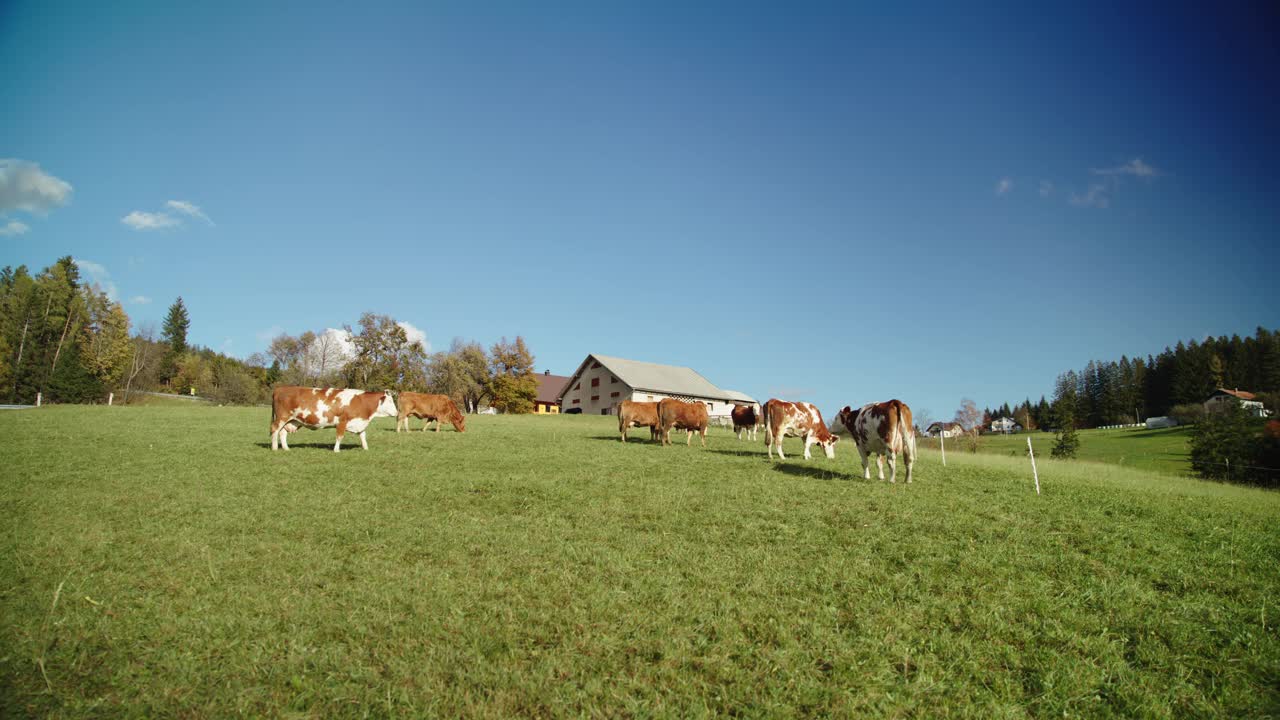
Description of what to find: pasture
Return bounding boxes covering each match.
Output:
[2,406,1278,717]
[915,426,1195,476]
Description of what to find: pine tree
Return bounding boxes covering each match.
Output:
[162,297,190,354]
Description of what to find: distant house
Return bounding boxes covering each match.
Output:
[1204,388,1271,418]
[533,370,571,414]
[557,353,742,418]
[990,417,1022,434]
[1145,416,1178,429]
[925,421,966,438]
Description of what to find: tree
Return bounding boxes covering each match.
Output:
[159,297,190,385]
[79,292,132,390]
[1189,403,1257,482]
[1051,371,1080,458]
[488,336,538,414]
[953,398,981,432]
[162,297,190,354]
[343,313,428,391]
[427,339,491,412]
[123,326,157,403]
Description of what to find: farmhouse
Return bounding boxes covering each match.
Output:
[1203,388,1271,418]
[989,416,1022,434]
[558,353,743,418]
[925,421,966,438]
[533,370,571,414]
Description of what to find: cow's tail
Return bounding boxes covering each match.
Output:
[762,401,773,447]
[894,400,916,460]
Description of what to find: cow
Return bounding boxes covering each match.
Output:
[832,400,915,483]
[731,404,760,441]
[618,400,660,442]
[397,392,466,433]
[762,398,839,460]
[657,398,709,447]
[270,386,398,452]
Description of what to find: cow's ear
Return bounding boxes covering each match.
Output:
[842,406,851,414]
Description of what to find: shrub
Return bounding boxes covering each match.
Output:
[1169,403,1205,426]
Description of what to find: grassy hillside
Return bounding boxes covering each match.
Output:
[916,425,1194,476]
[2,407,1278,717]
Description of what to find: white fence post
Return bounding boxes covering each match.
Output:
[940,430,946,466]
[1027,436,1040,495]
[108,392,114,406]
[36,392,42,407]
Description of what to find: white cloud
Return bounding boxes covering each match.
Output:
[0,220,30,236]
[72,258,120,301]
[1069,183,1110,209]
[995,177,1013,196]
[1092,158,1158,178]
[256,325,285,343]
[128,295,152,305]
[0,159,73,214]
[398,321,430,351]
[121,199,213,231]
[165,200,214,225]
[1039,180,1053,198]
[122,210,181,230]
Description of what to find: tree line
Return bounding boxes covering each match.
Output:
[978,328,1280,432]
[1,256,544,412]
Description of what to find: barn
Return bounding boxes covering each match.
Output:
[557,354,745,418]
[532,370,571,414]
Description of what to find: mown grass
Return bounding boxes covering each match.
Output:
[2,406,1278,717]
[916,426,1194,476]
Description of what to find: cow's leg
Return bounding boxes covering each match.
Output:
[396,415,403,433]
[700,428,707,447]
[904,439,915,483]
[686,428,693,446]
[360,431,368,451]
[271,423,280,451]
[434,418,442,433]
[876,453,886,480]
[803,434,814,460]
[279,426,292,451]
[887,452,897,483]
[334,421,347,452]
[858,446,870,479]
[422,418,430,432]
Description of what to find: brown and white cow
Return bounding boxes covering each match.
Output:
[618,400,660,443]
[270,386,398,452]
[657,398,709,447]
[763,398,839,460]
[731,404,760,441]
[833,400,915,483]
[397,392,466,433]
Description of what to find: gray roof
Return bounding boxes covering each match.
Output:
[722,389,757,404]
[562,353,736,401]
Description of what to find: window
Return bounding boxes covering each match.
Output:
[707,403,713,410]
[610,392,620,398]
[601,408,610,416]
[591,361,601,369]
[574,382,580,390]
[647,395,654,400]
[591,378,599,387]
[572,399,580,405]
[611,376,618,384]
[591,395,599,402]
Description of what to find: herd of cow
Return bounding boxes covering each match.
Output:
[268,386,916,483]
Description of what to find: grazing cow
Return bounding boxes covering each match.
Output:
[397,392,466,433]
[618,400,660,442]
[763,398,839,460]
[833,400,915,483]
[270,386,398,452]
[731,404,760,441]
[657,398,709,447]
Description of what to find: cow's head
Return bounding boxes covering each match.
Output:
[452,409,467,432]
[374,391,398,418]
[818,431,839,458]
[833,406,859,435]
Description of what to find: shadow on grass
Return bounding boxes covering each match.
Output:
[770,462,856,482]
[586,434,662,444]
[253,442,348,452]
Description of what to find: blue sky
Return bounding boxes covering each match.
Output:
[2,1,1278,421]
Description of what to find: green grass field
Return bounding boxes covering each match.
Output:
[2,407,1278,717]
[915,426,1195,476]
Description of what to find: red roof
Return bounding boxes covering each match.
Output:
[535,373,571,404]
[1214,388,1257,401]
